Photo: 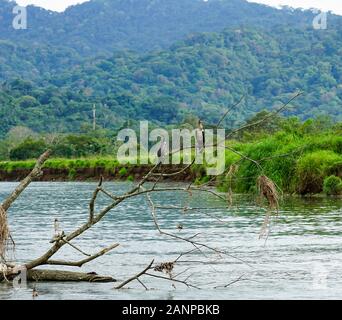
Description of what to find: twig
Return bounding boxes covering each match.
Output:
[115,259,154,289]
[145,272,201,289]
[46,243,119,267]
[214,274,246,288]
[225,92,303,139]
[89,176,103,222]
[215,95,245,128]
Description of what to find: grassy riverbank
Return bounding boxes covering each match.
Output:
[0,158,195,182]
[218,131,342,195]
[0,129,341,196]
[0,116,341,195]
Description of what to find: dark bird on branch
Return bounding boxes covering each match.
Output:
[32,287,38,299]
[157,138,167,163]
[196,120,205,153]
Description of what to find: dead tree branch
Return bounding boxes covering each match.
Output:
[115,260,154,289]
[46,243,119,267]
[215,94,245,128]
[1,150,51,212]
[225,92,303,140]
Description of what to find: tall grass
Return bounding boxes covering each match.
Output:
[216,131,342,195]
[0,131,341,195]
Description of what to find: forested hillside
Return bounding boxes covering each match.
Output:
[0,0,341,136]
[0,40,82,81]
[0,0,320,55]
[1,26,341,135]
[0,0,325,81]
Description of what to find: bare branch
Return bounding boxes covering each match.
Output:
[115,259,154,289]
[144,187,252,267]
[151,159,195,177]
[215,95,245,129]
[145,272,201,289]
[89,176,103,222]
[46,243,119,267]
[225,92,303,140]
[1,150,51,212]
[214,274,246,288]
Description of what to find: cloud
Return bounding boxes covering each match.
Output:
[14,0,342,15]
[15,0,90,12]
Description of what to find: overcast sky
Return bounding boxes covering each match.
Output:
[15,0,90,12]
[14,0,342,15]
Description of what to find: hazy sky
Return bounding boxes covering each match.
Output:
[14,0,342,15]
[15,0,90,12]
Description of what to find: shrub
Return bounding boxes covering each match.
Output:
[53,135,104,158]
[119,167,128,176]
[326,161,342,177]
[323,175,342,195]
[296,151,342,194]
[9,138,48,160]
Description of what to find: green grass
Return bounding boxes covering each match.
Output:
[323,175,342,196]
[0,130,341,195]
[216,131,342,195]
[0,157,120,172]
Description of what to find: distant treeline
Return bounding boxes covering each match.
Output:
[0,114,341,196]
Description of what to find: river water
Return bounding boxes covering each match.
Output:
[0,181,341,300]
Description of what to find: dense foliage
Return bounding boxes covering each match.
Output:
[1,25,342,135]
[0,0,320,55]
[0,0,341,138]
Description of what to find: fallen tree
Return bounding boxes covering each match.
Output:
[0,93,302,288]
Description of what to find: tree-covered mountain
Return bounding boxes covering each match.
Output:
[0,0,329,56]
[1,25,341,136]
[0,0,341,136]
[0,40,83,81]
[1,0,341,83]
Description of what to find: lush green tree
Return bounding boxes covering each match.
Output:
[52,135,106,158]
[9,138,48,160]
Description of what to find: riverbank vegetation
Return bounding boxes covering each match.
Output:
[217,119,342,195]
[0,115,341,196]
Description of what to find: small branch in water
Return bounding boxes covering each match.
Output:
[46,243,119,267]
[1,150,51,262]
[115,259,154,289]
[144,272,201,290]
[214,274,246,288]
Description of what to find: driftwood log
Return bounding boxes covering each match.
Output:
[27,270,115,282]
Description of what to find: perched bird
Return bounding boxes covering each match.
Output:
[54,218,60,238]
[157,139,167,164]
[195,120,205,153]
[32,287,38,299]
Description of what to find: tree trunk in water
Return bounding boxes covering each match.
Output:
[26,269,116,283]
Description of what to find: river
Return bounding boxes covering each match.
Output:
[0,181,341,300]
